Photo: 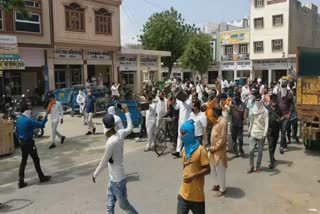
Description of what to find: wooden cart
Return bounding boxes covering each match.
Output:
[0,120,14,156]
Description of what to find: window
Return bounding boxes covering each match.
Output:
[225,46,233,55]
[25,1,41,8]
[254,18,264,28]
[65,3,85,32]
[254,41,264,53]
[255,0,264,7]
[273,15,283,26]
[239,45,248,54]
[123,71,134,85]
[15,12,41,33]
[95,9,112,35]
[272,39,283,51]
[0,10,3,30]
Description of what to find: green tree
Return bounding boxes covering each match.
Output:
[140,7,198,78]
[181,33,212,79]
[0,0,26,11]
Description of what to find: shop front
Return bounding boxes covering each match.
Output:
[221,62,235,81]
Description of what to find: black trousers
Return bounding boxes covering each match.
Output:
[177,195,205,214]
[138,116,147,138]
[19,140,44,182]
[267,127,280,166]
[280,118,289,148]
[287,118,298,140]
[231,125,244,154]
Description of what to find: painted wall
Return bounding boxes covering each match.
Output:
[52,0,121,48]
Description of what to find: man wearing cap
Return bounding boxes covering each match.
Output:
[15,100,51,188]
[92,105,138,214]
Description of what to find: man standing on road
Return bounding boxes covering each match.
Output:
[177,120,210,214]
[156,92,167,127]
[172,93,192,158]
[76,90,87,125]
[189,100,207,145]
[230,92,246,157]
[16,100,51,188]
[48,93,65,149]
[111,82,120,100]
[92,105,139,214]
[247,92,269,174]
[209,105,228,197]
[145,96,157,152]
[84,89,96,135]
[266,94,283,169]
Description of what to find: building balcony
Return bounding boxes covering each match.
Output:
[239,53,249,60]
[221,55,233,61]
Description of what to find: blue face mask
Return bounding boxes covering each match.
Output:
[180,120,200,159]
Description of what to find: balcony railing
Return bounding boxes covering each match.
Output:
[239,53,249,60]
[221,55,233,61]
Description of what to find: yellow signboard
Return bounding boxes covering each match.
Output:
[221,29,250,45]
[0,61,25,70]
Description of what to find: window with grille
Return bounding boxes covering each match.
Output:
[0,10,3,30]
[239,45,248,54]
[65,3,85,32]
[255,0,264,7]
[95,9,112,35]
[225,46,233,55]
[254,41,264,53]
[25,0,40,8]
[273,15,283,26]
[272,39,283,51]
[254,18,264,28]
[15,11,41,33]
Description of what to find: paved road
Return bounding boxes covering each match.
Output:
[0,114,320,214]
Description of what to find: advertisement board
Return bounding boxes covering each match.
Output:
[221,29,250,45]
[0,35,18,55]
[54,49,83,60]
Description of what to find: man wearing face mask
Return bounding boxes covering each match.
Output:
[230,92,246,157]
[84,89,96,135]
[76,90,87,125]
[104,106,124,134]
[247,91,269,174]
[15,100,51,188]
[266,94,283,169]
[277,80,293,154]
[92,105,138,214]
[177,119,210,214]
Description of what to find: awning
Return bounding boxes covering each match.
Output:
[0,54,25,70]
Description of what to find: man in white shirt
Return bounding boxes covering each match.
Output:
[48,94,65,150]
[92,105,138,214]
[172,94,192,157]
[76,90,87,125]
[247,93,269,173]
[156,92,168,127]
[145,96,157,152]
[104,106,124,134]
[189,100,207,145]
[111,82,120,99]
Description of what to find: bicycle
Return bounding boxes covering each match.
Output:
[154,117,177,156]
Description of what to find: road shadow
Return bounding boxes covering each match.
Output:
[126,172,140,182]
[224,187,245,199]
[286,145,303,152]
[261,167,281,176]
[0,199,33,213]
[304,150,320,157]
[276,160,293,167]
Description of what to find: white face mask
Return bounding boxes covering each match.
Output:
[281,88,287,97]
[24,110,32,118]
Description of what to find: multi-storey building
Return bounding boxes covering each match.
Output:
[48,0,121,90]
[0,0,52,98]
[250,0,320,85]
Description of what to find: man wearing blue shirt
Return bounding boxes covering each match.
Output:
[16,101,51,188]
[84,89,96,135]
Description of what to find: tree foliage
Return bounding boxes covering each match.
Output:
[0,0,26,11]
[140,7,199,77]
[181,33,212,77]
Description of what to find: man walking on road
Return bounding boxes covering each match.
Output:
[76,90,87,125]
[177,120,210,214]
[48,93,65,149]
[84,89,96,135]
[16,100,51,188]
[209,105,228,197]
[145,96,157,152]
[92,105,139,214]
[247,92,269,173]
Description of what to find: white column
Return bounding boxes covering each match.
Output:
[83,64,88,85]
[157,55,162,81]
[47,49,55,90]
[112,52,118,83]
[136,55,141,95]
[268,69,272,87]
[234,69,237,81]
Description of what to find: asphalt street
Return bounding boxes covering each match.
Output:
[0,113,320,214]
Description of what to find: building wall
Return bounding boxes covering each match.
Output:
[52,0,121,49]
[250,0,290,60]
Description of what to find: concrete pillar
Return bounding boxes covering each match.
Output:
[83,64,88,85]
[47,49,55,91]
[112,52,118,83]
[218,70,222,78]
[268,69,272,87]
[250,70,253,81]
[157,56,162,81]
[136,55,141,95]
[234,69,237,81]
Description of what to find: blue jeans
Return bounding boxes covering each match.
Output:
[107,179,138,214]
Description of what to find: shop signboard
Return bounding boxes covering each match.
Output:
[0,61,25,70]
[253,59,293,70]
[86,50,112,60]
[0,35,18,55]
[236,61,252,70]
[221,29,250,45]
[54,49,82,60]
[140,56,157,67]
[221,62,236,70]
